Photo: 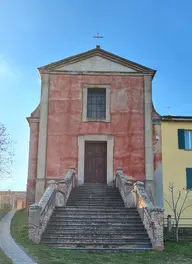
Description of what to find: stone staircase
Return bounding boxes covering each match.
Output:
[41,183,152,251]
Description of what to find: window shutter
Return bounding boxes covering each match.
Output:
[178,129,185,149]
[186,168,192,189]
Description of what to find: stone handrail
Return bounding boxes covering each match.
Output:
[116,168,164,251]
[115,168,136,208]
[28,168,76,243]
[134,181,164,251]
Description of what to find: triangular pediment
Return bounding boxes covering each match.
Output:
[55,55,136,72]
[38,47,156,76]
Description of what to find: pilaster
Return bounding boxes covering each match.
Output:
[144,75,154,200]
[35,73,50,202]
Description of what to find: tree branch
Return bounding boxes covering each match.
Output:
[181,204,192,214]
[165,198,174,212]
[175,190,181,212]
[178,190,190,221]
[169,183,177,222]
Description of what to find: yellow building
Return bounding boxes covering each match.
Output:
[162,116,192,224]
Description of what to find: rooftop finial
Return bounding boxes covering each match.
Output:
[165,105,172,115]
[93,32,103,39]
[93,33,103,48]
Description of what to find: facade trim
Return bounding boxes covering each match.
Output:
[35,74,50,202]
[78,134,114,185]
[144,75,154,198]
[82,84,111,122]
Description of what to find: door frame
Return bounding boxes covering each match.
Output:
[78,135,114,185]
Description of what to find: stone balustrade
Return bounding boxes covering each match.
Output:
[116,168,136,208]
[28,168,76,244]
[116,168,164,251]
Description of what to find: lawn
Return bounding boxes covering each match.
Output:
[11,210,192,264]
[0,208,12,263]
[0,248,12,264]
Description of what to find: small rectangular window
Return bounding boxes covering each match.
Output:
[184,131,192,150]
[87,88,106,119]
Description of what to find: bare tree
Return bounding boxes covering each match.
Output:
[0,122,14,180]
[165,182,192,242]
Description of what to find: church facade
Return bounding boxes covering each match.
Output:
[26,46,163,207]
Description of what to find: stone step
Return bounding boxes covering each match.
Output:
[46,226,146,232]
[50,218,143,223]
[66,205,126,208]
[41,237,150,243]
[70,192,120,195]
[42,233,149,239]
[71,189,119,192]
[72,190,118,193]
[43,231,148,236]
[72,189,120,191]
[55,207,137,211]
[66,205,125,208]
[52,214,139,218]
[66,203,125,206]
[68,198,122,201]
[48,223,144,227]
[52,213,139,218]
[74,185,116,188]
[68,197,123,200]
[41,240,152,248]
[47,222,144,227]
[71,189,119,191]
[48,246,152,251]
[75,188,117,190]
[54,208,138,213]
[67,200,124,203]
[76,184,113,186]
[70,194,121,198]
[50,220,143,225]
[73,190,118,192]
[71,190,119,194]
[68,196,123,203]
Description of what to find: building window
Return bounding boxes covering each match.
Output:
[186,168,192,189]
[82,84,110,122]
[87,88,106,119]
[184,131,192,150]
[178,129,192,150]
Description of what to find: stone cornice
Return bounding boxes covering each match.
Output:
[40,70,154,76]
[26,117,39,124]
[38,47,156,78]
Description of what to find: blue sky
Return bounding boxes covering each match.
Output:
[0,0,192,191]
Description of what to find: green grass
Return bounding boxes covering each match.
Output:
[0,248,12,264]
[11,210,192,264]
[0,208,10,221]
[0,208,12,263]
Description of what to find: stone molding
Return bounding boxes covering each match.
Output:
[38,47,156,76]
[78,135,114,185]
[26,117,39,124]
[82,84,111,122]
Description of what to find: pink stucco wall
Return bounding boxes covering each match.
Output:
[46,74,145,181]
